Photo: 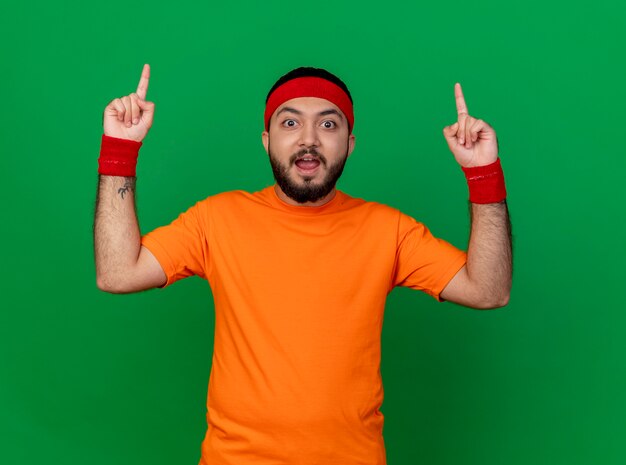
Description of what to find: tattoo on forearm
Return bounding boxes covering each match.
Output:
[117,177,136,199]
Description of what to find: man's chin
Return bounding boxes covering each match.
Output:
[290,170,324,184]
[278,179,335,204]
[296,175,321,184]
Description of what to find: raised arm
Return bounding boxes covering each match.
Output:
[439,83,512,309]
[93,64,166,293]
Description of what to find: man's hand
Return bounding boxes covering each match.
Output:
[442,83,498,168]
[102,63,155,142]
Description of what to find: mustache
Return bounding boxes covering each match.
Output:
[289,147,326,166]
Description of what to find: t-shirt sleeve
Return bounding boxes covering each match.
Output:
[140,199,209,288]
[391,211,467,302]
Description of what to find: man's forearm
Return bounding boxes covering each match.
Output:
[466,200,513,306]
[93,175,140,290]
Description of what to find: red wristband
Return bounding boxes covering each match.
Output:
[98,134,142,177]
[461,158,507,204]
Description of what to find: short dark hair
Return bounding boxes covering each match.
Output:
[265,67,353,104]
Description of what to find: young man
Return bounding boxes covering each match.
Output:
[94,63,512,464]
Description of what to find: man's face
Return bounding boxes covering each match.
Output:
[262,97,356,205]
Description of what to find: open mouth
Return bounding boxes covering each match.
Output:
[294,156,321,174]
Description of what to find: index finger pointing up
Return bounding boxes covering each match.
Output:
[455,82,468,116]
[136,63,150,100]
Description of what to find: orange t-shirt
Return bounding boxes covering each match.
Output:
[140,185,467,465]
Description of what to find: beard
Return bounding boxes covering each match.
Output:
[268,141,349,204]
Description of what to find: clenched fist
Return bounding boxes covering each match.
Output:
[103,64,155,143]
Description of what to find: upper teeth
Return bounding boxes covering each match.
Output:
[302,157,314,161]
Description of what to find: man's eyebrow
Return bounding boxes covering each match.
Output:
[318,109,344,120]
[276,106,345,121]
[276,106,302,116]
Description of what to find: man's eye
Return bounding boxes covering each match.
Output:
[283,119,297,127]
[322,120,336,129]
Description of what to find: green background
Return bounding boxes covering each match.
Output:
[1,0,624,464]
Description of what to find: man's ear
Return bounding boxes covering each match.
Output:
[261,130,269,154]
[347,133,356,158]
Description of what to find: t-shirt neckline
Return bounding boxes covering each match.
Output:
[263,184,346,215]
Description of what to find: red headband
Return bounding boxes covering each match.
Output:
[264,76,354,134]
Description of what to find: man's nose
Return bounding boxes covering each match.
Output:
[298,122,320,147]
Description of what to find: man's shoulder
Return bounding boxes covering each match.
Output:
[197,187,272,211]
[340,192,435,232]
[207,189,253,202]
[339,190,403,219]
